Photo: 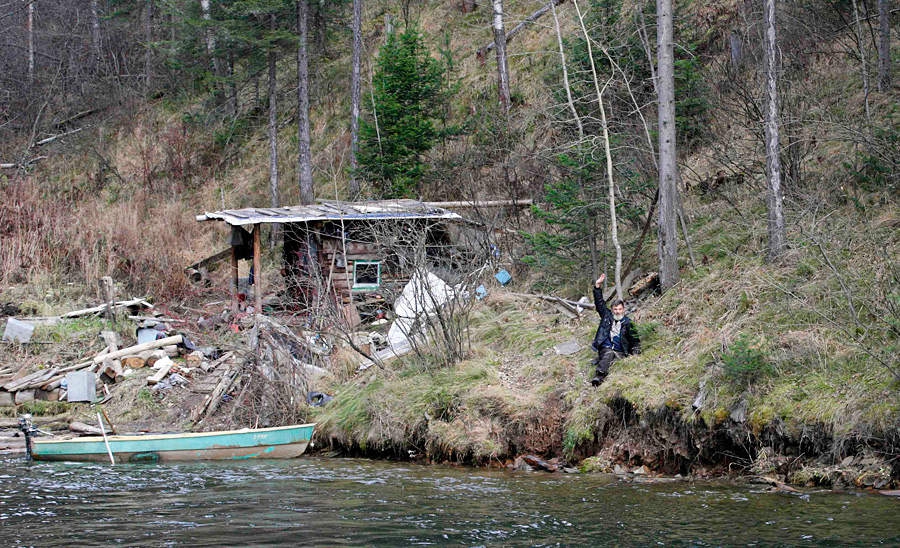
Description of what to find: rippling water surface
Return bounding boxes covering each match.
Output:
[1,456,897,546]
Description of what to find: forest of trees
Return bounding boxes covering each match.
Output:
[0,0,895,298]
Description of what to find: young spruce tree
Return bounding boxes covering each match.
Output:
[358,27,445,198]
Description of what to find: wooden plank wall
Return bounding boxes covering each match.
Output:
[320,237,408,303]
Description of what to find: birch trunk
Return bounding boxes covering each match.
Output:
[551,0,583,140]
[763,0,786,262]
[491,0,511,113]
[656,0,679,290]
[851,0,871,122]
[349,0,362,198]
[26,0,34,85]
[297,0,315,204]
[90,0,101,62]
[877,0,890,92]
[573,0,623,299]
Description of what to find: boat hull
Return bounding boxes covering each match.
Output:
[30,423,315,463]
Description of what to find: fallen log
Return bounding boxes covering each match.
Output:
[100,358,124,382]
[92,335,182,364]
[122,356,146,369]
[628,272,659,297]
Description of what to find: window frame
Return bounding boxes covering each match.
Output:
[351,260,382,290]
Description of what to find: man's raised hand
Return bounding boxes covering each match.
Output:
[595,273,606,288]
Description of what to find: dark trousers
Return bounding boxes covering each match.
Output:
[593,347,623,380]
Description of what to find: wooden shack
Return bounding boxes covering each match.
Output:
[196,199,464,324]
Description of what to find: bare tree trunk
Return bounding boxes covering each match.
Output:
[26,0,34,85]
[491,0,511,113]
[656,0,679,290]
[349,0,362,198]
[297,0,315,204]
[200,0,219,77]
[90,0,101,63]
[851,0,871,123]
[573,0,622,299]
[551,0,583,140]
[268,14,280,222]
[144,0,152,93]
[227,52,237,118]
[763,0,786,262]
[877,0,890,92]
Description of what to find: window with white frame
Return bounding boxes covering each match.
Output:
[352,260,381,290]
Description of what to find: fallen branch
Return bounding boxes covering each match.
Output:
[0,156,45,169]
[61,297,153,319]
[477,0,567,59]
[507,291,588,310]
[34,126,83,146]
[53,109,95,129]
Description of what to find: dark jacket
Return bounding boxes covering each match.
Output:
[591,287,641,356]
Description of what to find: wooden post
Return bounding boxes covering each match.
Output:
[231,245,239,313]
[98,276,115,321]
[253,225,262,315]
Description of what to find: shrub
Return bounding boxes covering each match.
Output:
[721,334,773,385]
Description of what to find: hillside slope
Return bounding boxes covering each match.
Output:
[0,0,897,486]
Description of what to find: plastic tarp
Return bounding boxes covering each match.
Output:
[387,270,455,348]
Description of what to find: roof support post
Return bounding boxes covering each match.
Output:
[231,245,239,313]
[253,224,262,316]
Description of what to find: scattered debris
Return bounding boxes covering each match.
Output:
[508,291,587,318]
[147,356,175,385]
[306,391,333,407]
[521,454,559,472]
[553,339,581,356]
[93,335,183,365]
[70,421,104,435]
[495,269,512,285]
[2,318,35,343]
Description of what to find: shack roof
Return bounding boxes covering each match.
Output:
[196,199,463,227]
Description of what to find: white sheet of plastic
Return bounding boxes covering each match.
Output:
[386,270,455,348]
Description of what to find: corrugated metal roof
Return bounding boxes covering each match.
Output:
[196,199,463,226]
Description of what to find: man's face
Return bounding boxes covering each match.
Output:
[612,304,625,318]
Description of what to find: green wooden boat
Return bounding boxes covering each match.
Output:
[25,423,316,463]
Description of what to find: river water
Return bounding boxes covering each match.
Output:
[1,456,897,546]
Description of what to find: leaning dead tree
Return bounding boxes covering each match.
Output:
[572,0,623,300]
[478,0,568,59]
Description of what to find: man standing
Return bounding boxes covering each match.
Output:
[590,273,641,386]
